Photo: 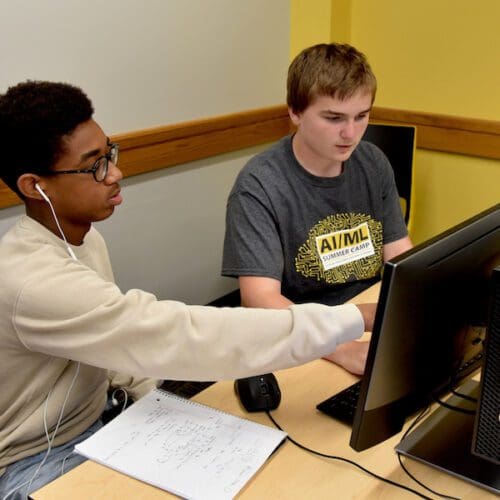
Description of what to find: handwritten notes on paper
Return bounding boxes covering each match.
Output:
[75,388,286,499]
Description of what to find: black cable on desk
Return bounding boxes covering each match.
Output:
[450,388,477,403]
[266,410,460,500]
[431,395,477,416]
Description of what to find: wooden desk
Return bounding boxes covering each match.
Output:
[33,287,496,499]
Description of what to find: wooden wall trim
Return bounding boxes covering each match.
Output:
[1,105,498,209]
[0,105,291,209]
[370,107,500,161]
[114,105,291,178]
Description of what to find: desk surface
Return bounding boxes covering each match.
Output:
[33,286,496,499]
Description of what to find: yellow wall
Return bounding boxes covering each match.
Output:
[350,0,500,120]
[290,0,500,243]
[412,151,499,241]
[290,0,351,57]
[290,0,333,58]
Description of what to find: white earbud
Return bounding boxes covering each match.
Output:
[35,183,50,202]
[111,388,129,412]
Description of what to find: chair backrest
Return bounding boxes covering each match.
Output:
[362,123,416,225]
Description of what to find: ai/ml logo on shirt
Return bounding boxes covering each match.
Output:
[315,222,375,271]
[295,213,382,283]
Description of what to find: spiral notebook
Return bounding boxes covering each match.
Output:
[74,388,287,499]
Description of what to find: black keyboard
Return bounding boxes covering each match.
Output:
[316,351,484,425]
[316,381,362,424]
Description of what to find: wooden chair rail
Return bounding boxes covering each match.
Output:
[370,107,500,160]
[1,105,498,209]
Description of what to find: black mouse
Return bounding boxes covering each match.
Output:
[234,373,281,412]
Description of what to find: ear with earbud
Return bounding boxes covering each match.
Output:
[35,183,50,203]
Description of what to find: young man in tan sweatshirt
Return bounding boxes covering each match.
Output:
[0,80,374,498]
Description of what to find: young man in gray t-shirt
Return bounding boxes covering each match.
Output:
[222,43,413,375]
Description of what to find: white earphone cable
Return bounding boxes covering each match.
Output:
[35,184,77,261]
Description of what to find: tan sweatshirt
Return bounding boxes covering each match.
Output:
[0,216,363,472]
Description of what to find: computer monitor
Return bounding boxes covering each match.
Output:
[350,203,500,492]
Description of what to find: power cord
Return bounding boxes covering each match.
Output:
[450,388,477,403]
[431,379,478,416]
[265,410,441,500]
[395,407,461,500]
[430,394,476,416]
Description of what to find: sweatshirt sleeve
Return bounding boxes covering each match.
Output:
[13,264,364,381]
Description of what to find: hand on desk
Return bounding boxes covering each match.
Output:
[323,340,369,376]
[323,302,375,375]
[354,303,376,332]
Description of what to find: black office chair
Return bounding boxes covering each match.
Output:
[207,289,241,307]
[362,123,416,226]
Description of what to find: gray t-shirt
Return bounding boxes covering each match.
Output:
[222,134,408,305]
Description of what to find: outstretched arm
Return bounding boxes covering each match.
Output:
[239,276,376,375]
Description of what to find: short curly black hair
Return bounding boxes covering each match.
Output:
[0,80,94,196]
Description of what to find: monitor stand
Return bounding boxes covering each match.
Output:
[396,379,499,495]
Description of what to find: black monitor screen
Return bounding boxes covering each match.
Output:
[350,203,500,452]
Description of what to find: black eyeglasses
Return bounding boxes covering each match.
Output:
[47,143,119,182]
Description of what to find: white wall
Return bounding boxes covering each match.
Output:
[0,0,290,303]
[96,146,268,304]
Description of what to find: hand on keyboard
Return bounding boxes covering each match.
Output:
[323,340,369,375]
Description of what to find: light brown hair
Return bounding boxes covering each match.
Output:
[287,43,377,113]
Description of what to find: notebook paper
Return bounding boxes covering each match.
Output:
[75,388,286,499]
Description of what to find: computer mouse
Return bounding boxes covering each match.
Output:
[234,373,281,412]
